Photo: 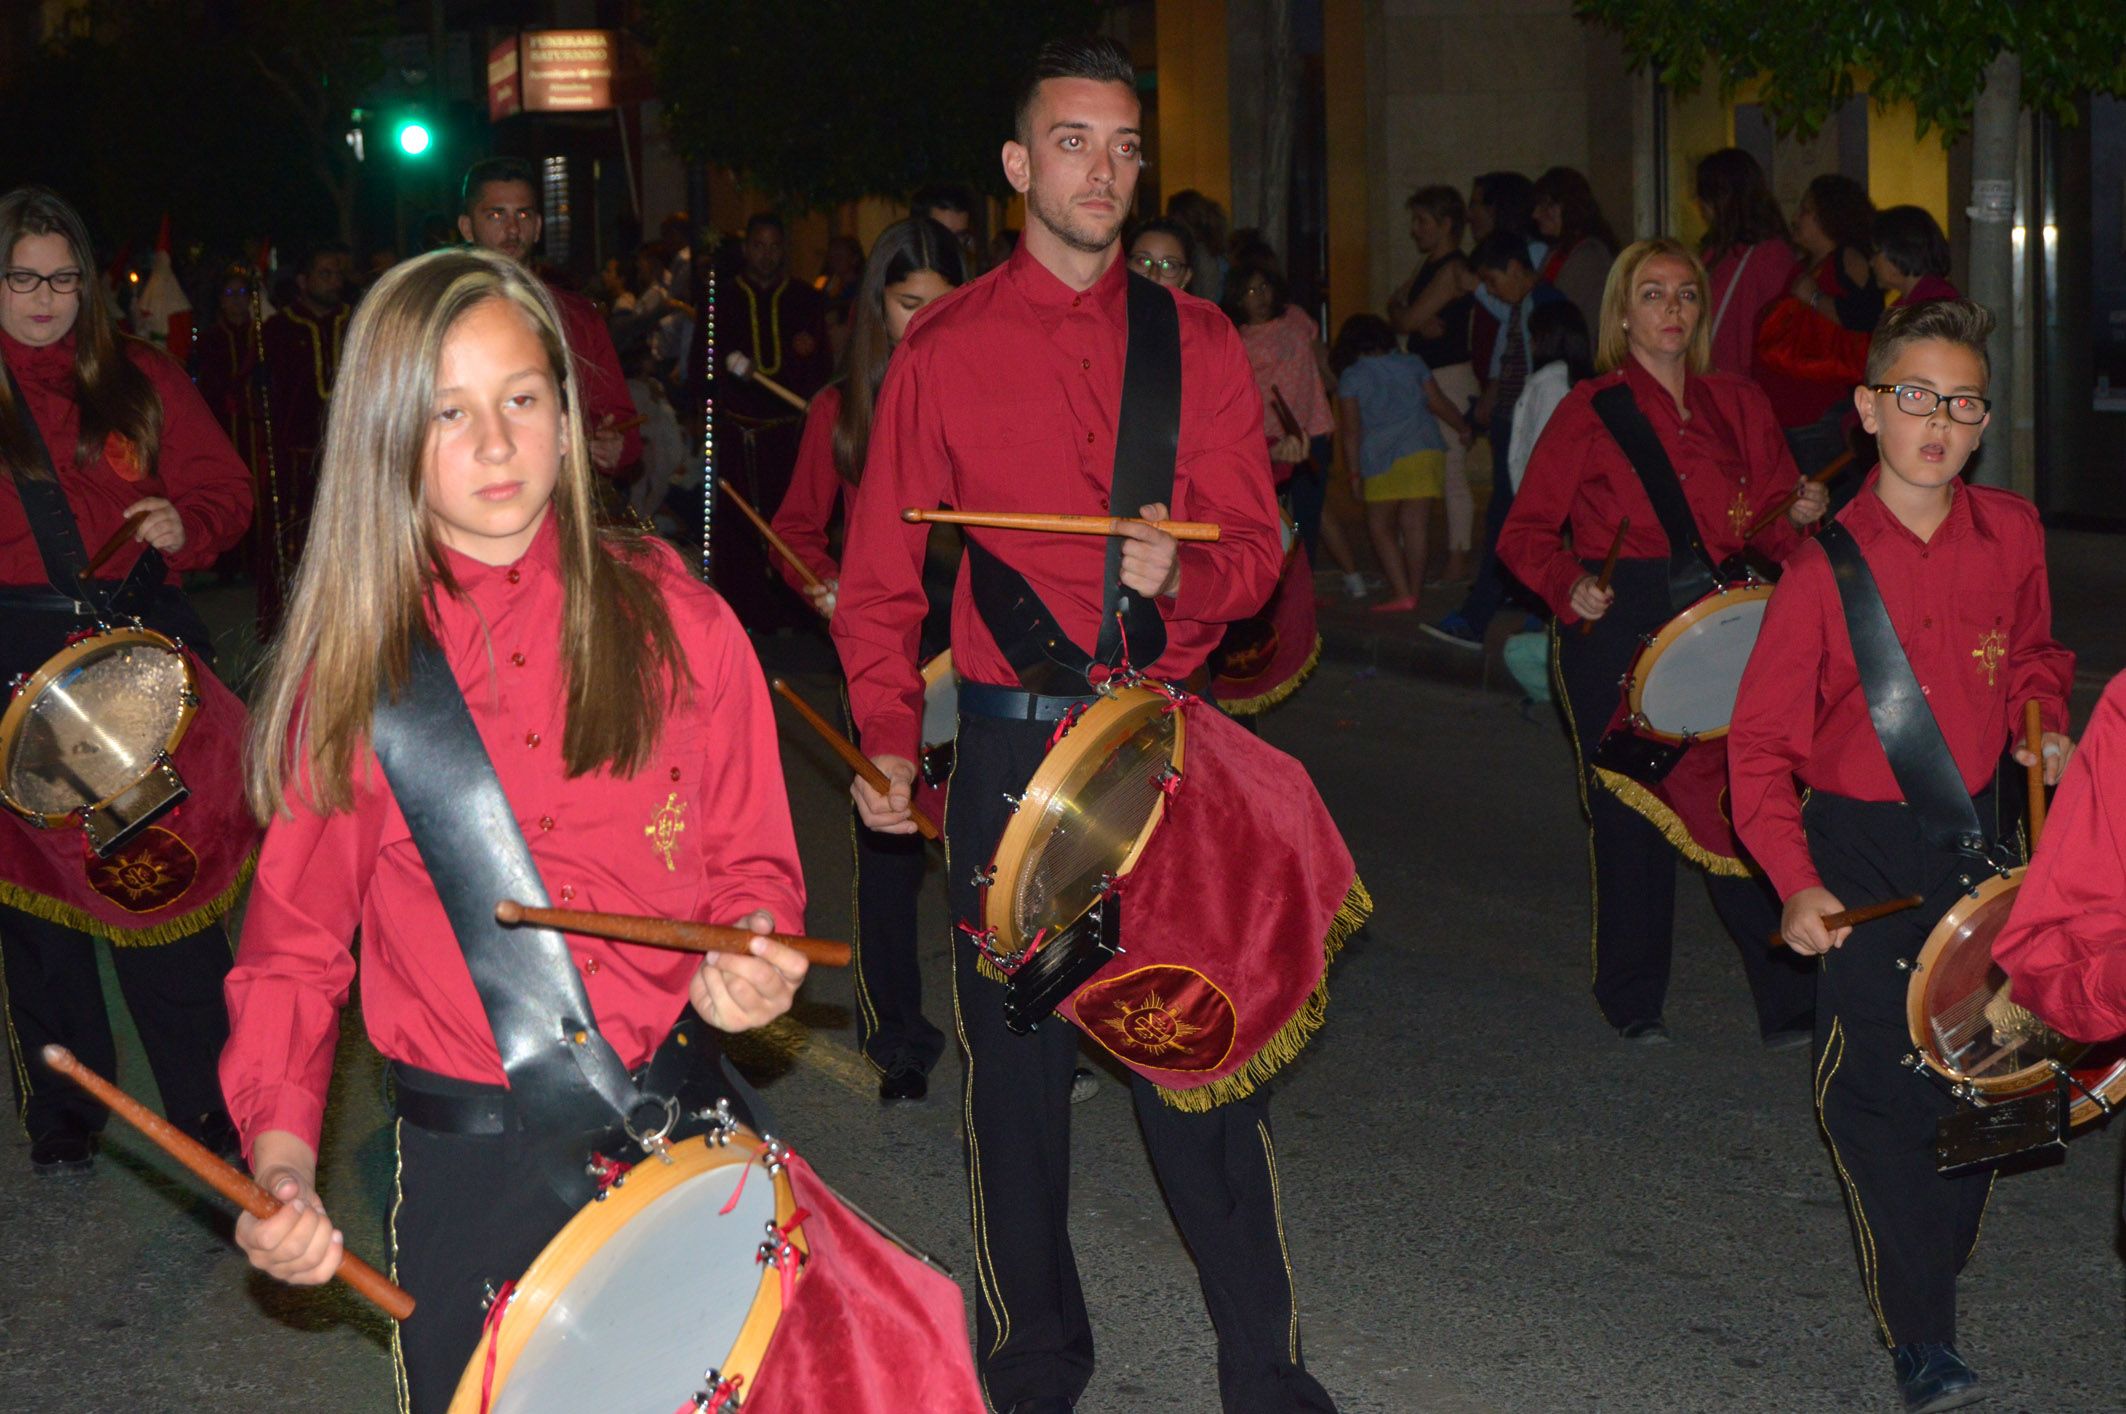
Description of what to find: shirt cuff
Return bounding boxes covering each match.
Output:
[860,708,922,768]
[1763,849,1824,903]
[238,1086,328,1165]
[1161,544,1221,624]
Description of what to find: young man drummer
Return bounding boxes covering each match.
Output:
[1728,298,2074,1412]
[830,38,1332,1414]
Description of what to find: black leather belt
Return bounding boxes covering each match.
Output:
[0,585,94,614]
[391,1017,716,1139]
[957,680,1099,722]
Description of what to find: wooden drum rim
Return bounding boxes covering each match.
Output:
[0,625,199,827]
[920,649,954,692]
[1620,582,1773,745]
[984,684,1187,952]
[447,1130,804,1414]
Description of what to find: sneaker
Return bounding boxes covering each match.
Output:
[1891,1343,1981,1412]
[1419,612,1484,651]
[1367,595,1419,614]
[1339,571,1366,599]
[1069,1066,1099,1104]
[1618,1020,1673,1045]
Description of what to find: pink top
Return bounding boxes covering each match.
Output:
[1704,238,1798,379]
[1241,305,1333,444]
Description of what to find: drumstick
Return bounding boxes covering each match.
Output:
[767,677,941,841]
[83,512,148,577]
[493,900,852,968]
[1767,893,1925,945]
[598,411,650,435]
[39,1045,415,1322]
[1744,452,1853,541]
[1577,516,1630,637]
[900,509,1221,543]
[724,351,810,414]
[717,479,827,592]
[1268,385,1305,440]
[2024,699,2048,847]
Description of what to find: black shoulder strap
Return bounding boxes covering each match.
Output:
[1816,522,1988,855]
[370,632,646,1206]
[1589,383,1716,612]
[1096,273,1182,664]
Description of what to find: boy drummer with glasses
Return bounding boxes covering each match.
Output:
[1727,298,2075,1412]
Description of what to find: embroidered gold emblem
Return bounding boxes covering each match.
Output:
[1727,489,1752,538]
[1971,628,2007,687]
[1101,990,1201,1057]
[645,792,687,871]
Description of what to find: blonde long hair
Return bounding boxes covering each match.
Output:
[1595,238,1712,376]
[246,247,685,819]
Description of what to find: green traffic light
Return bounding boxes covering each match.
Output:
[397,122,432,156]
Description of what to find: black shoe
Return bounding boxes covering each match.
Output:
[1892,1343,1982,1412]
[1005,1400,1075,1414]
[30,1125,95,1176]
[1761,1027,1813,1053]
[1069,1066,1099,1103]
[192,1109,244,1165]
[878,1066,928,1103]
[1618,1020,1673,1045]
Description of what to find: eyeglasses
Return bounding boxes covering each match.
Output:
[1867,384,1991,425]
[4,268,84,295]
[1128,254,1187,277]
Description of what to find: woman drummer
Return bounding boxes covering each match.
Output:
[0,186,253,1174]
[222,247,808,1411]
[1497,237,1828,1046]
[769,217,963,1102]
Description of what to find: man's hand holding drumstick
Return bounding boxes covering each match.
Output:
[1116,500,1183,600]
[688,909,811,1033]
[236,1131,344,1290]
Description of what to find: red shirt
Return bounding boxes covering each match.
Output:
[831,244,1283,763]
[1728,474,2075,899]
[220,516,806,1155]
[770,384,846,592]
[1994,672,2126,1042]
[545,280,643,471]
[1,331,253,584]
[1497,359,1806,620]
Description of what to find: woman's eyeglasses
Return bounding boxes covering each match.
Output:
[4,268,84,295]
[1867,384,1991,425]
[1128,254,1187,278]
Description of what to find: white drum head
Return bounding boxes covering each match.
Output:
[920,651,958,751]
[492,1155,777,1413]
[1635,592,1769,738]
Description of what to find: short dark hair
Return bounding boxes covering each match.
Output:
[1127,216,1198,272]
[1871,205,1951,281]
[911,183,972,219]
[1012,36,1136,144]
[298,241,351,275]
[461,156,539,214]
[1469,232,1532,275]
[1222,259,1289,325]
[1529,301,1594,385]
[1405,184,1466,236]
[1865,295,1991,385]
[1471,172,1536,238]
[1329,313,1398,375]
[744,212,785,239]
[1802,173,1876,255]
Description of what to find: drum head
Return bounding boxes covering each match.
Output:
[1629,586,1771,741]
[988,687,1185,951]
[0,629,194,824]
[920,651,957,751]
[478,1140,788,1414]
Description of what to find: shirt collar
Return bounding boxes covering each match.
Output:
[1003,238,1128,329]
[432,507,563,612]
[0,328,79,388]
[1620,355,1699,429]
[1850,465,1972,547]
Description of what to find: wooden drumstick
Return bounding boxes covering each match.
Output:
[768,677,941,841]
[1768,893,1925,944]
[598,411,650,435]
[493,899,852,968]
[39,1045,415,1321]
[2024,699,2049,847]
[900,508,1222,543]
[83,512,148,577]
[717,479,827,593]
[1744,452,1853,541]
[724,351,811,414]
[1578,516,1629,637]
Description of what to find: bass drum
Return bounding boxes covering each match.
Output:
[1906,868,2126,1127]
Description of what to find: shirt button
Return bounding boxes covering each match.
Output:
[511,652,526,667]
[582,957,600,976]
[539,815,555,831]
[1085,431,1095,444]
[1080,358,1090,371]
[507,567,522,584]
[1923,617,1933,628]
[526,731,541,747]
[670,767,682,781]
[1071,295,1082,307]
[559,884,576,902]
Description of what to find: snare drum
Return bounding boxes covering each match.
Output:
[1619,582,1774,743]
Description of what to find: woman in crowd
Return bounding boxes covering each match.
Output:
[1531,166,1620,332]
[1760,173,1882,475]
[1695,149,1794,379]
[1388,185,1480,583]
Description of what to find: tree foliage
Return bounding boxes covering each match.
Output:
[1576,1,2126,142]
[648,0,1101,208]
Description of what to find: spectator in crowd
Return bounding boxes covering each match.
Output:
[1388,185,1480,583]
[1126,217,1196,291]
[818,233,866,361]
[1166,188,1231,303]
[1869,204,1958,304]
[1695,148,1794,379]
[1498,300,1595,705]
[910,182,985,273]
[1226,260,1345,570]
[1757,173,1882,475]
[1531,166,1620,332]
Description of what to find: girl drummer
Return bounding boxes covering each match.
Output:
[1496,237,1828,1047]
[222,246,809,1411]
[0,186,254,1175]
[770,215,964,1101]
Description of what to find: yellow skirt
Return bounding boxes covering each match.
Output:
[1362,448,1445,502]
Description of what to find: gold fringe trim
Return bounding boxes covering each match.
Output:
[1591,769,1750,878]
[973,951,1011,987]
[0,851,258,947]
[1217,635,1324,717]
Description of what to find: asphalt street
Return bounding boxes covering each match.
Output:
[3,642,2123,1412]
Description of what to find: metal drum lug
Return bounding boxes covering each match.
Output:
[1893,957,1913,973]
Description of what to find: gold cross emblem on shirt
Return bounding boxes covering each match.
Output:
[1727,489,1753,538]
[1971,628,2007,687]
[645,792,687,872]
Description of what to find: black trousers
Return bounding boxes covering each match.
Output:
[851,814,947,1075]
[947,712,1335,1413]
[1554,562,1816,1036]
[0,904,231,1141]
[1805,790,1997,1349]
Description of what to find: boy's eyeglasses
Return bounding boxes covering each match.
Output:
[4,268,84,294]
[1128,254,1187,277]
[1868,384,1991,424]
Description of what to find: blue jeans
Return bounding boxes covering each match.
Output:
[1453,414,1521,632]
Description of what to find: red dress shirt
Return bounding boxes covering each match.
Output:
[1994,671,2126,1041]
[770,384,846,592]
[545,280,643,471]
[830,244,1283,763]
[1728,473,2074,899]
[1,330,253,584]
[220,516,806,1156]
[1497,359,1806,620]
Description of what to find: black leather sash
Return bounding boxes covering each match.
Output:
[1590,383,1716,613]
[2,360,164,618]
[370,633,659,1207]
[1817,522,1988,856]
[966,272,1182,691]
